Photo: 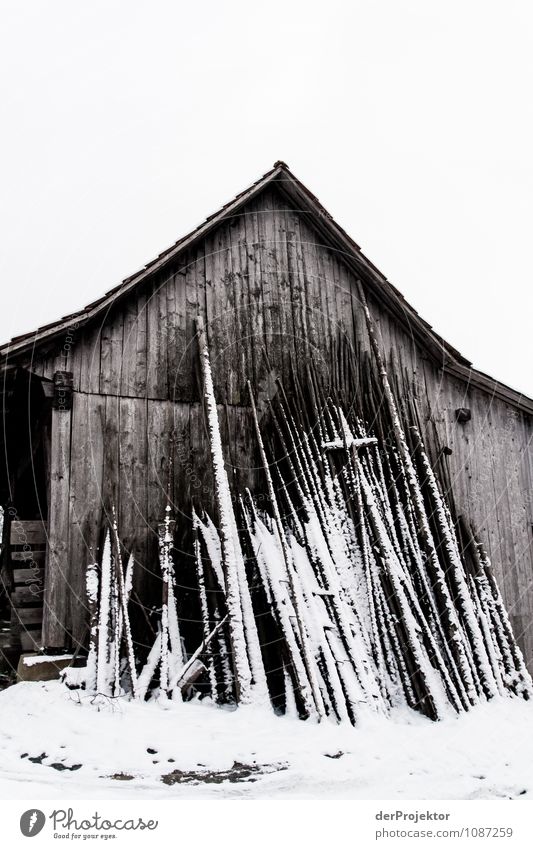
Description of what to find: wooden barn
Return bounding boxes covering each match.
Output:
[0,162,532,705]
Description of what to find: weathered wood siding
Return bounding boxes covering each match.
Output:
[25,186,533,664]
[369,304,533,663]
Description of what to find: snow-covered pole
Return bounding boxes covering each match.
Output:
[158,505,173,696]
[351,428,467,712]
[96,529,113,696]
[193,513,219,700]
[169,615,229,693]
[356,283,479,706]
[111,509,138,699]
[274,381,332,546]
[465,522,532,698]
[408,425,500,700]
[111,567,121,695]
[166,544,186,679]
[196,316,252,704]
[276,393,384,714]
[247,380,325,720]
[136,628,163,701]
[362,443,460,710]
[85,552,99,693]
[266,386,387,718]
[240,496,314,718]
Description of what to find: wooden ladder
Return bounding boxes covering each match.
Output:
[7,520,46,651]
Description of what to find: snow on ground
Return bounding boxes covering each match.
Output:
[0,682,532,800]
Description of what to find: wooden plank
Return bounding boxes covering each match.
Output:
[138,398,173,596]
[146,275,169,399]
[118,396,150,595]
[13,607,43,625]
[51,322,80,392]
[203,227,232,404]
[244,202,266,388]
[75,321,102,396]
[171,401,193,509]
[170,254,191,403]
[187,401,215,516]
[285,204,309,377]
[255,194,279,376]
[228,404,257,496]
[321,244,343,386]
[331,251,348,386]
[98,393,120,539]
[13,568,44,584]
[60,320,83,392]
[165,266,180,400]
[119,397,148,526]
[43,338,76,394]
[12,586,44,605]
[275,204,305,378]
[233,213,255,390]
[226,216,246,404]
[487,404,515,599]
[183,249,202,403]
[490,401,529,647]
[219,224,239,404]
[10,521,46,545]
[147,400,173,523]
[121,289,148,397]
[292,210,317,372]
[335,249,359,349]
[251,201,271,376]
[67,391,105,645]
[42,398,73,648]
[99,308,124,395]
[203,234,216,372]
[11,550,46,562]
[263,190,291,382]
[192,246,207,393]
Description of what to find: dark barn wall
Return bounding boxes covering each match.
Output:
[20,185,533,664]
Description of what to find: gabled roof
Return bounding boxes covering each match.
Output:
[1,162,532,414]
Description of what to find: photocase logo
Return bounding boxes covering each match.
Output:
[20,809,46,837]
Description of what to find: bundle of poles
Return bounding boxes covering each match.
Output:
[81,310,532,722]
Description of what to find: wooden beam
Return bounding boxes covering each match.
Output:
[42,395,73,648]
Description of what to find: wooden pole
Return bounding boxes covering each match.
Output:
[247,380,325,720]
[111,510,138,698]
[196,316,252,703]
[158,506,172,695]
[170,615,229,693]
[355,282,479,706]
[42,391,73,648]
[85,553,99,693]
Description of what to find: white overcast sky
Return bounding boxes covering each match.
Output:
[1,1,532,395]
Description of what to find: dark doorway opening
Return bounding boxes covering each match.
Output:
[0,368,51,656]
